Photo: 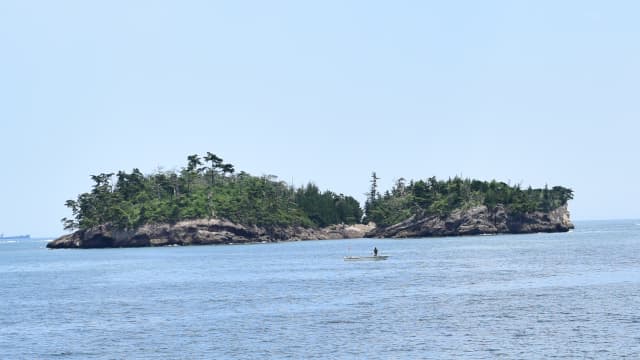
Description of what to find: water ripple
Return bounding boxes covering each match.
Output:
[1,222,640,358]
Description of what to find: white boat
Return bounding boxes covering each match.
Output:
[344,255,389,261]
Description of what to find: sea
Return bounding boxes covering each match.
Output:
[1,220,639,359]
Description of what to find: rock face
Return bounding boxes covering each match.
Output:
[47,206,574,249]
[365,205,574,238]
[46,219,374,249]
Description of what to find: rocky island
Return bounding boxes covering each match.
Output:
[47,153,574,249]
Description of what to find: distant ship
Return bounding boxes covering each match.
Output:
[0,234,30,240]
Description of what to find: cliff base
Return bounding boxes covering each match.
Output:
[47,219,373,249]
[365,205,574,238]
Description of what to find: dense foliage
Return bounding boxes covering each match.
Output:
[62,153,362,231]
[364,174,573,227]
[62,155,573,232]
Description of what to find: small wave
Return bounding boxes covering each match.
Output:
[323,319,358,325]
[49,350,101,357]
[50,351,73,357]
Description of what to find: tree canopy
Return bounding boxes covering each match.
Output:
[363,174,573,227]
[62,153,362,231]
[62,156,573,233]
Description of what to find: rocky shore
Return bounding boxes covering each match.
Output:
[46,219,374,249]
[47,205,573,249]
[365,204,574,238]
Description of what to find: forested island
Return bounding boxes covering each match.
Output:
[363,172,574,238]
[47,153,574,249]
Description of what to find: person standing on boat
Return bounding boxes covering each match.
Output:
[373,247,378,256]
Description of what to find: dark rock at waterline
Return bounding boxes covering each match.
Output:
[47,205,573,249]
[46,219,374,249]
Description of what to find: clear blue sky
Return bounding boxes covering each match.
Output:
[1,1,639,237]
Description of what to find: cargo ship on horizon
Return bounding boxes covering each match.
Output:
[0,234,30,240]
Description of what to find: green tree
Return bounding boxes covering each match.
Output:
[185,154,202,193]
[203,152,223,186]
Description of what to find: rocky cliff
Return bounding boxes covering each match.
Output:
[46,219,374,249]
[47,205,573,249]
[365,204,574,238]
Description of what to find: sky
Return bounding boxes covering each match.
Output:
[1,1,639,237]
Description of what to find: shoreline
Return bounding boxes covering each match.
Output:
[46,204,573,249]
[46,220,375,249]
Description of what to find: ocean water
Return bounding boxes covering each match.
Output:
[1,221,639,359]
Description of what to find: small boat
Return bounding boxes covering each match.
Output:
[344,255,389,261]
